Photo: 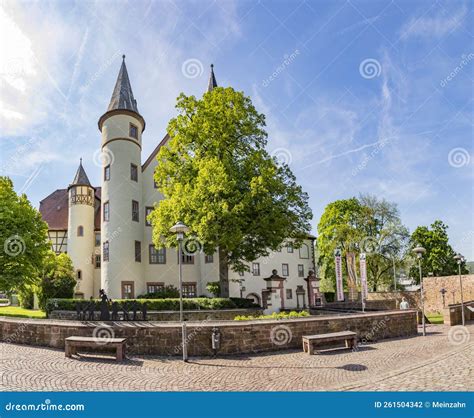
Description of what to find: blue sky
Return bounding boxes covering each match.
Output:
[1,0,473,259]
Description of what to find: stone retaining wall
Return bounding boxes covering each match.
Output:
[48,308,262,321]
[367,291,420,310]
[423,275,474,313]
[0,310,418,356]
[442,300,474,326]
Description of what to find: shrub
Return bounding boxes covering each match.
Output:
[234,311,310,320]
[206,281,220,297]
[18,288,34,309]
[0,298,10,304]
[45,297,258,313]
[137,285,180,299]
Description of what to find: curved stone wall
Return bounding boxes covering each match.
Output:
[0,310,417,356]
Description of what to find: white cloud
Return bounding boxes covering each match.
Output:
[399,5,467,40]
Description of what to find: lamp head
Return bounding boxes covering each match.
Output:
[169,221,190,240]
[412,245,426,259]
[453,253,464,264]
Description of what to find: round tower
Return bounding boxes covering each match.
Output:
[98,55,145,299]
[67,159,96,299]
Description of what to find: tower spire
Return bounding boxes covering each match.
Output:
[107,55,138,113]
[207,64,218,92]
[70,159,92,187]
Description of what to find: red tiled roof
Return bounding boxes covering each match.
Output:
[39,188,102,231]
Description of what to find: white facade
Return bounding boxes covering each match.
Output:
[40,59,320,310]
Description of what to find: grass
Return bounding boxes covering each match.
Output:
[426,312,444,324]
[0,306,46,319]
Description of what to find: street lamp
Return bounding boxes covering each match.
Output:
[454,253,465,326]
[170,221,190,362]
[412,245,426,336]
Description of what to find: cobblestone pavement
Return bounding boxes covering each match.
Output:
[1,324,473,391]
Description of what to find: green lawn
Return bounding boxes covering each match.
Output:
[0,306,46,319]
[426,313,444,324]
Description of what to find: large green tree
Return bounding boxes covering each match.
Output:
[149,87,312,296]
[317,195,409,292]
[37,251,76,310]
[409,220,467,280]
[0,177,49,294]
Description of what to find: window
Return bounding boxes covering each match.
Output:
[287,243,294,253]
[149,245,166,264]
[77,226,84,237]
[180,253,194,264]
[298,264,304,277]
[132,200,139,222]
[182,283,197,298]
[104,165,110,181]
[282,263,289,276]
[145,207,153,226]
[95,232,101,247]
[153,180,158,189]
[77,270,82,280]
[131,163,138,182]
[299,243,309,259]
[147,283,164,294]
[103,201,110,222]
[205,254,214,263]
[135,241,141,262]
[252,262,260,276]
[286,289,293,299]
[95,254,101,269]
[129,123,138,139]
[103,241,109,262]
[121,281,134,299]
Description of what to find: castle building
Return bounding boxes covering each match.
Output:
[39,57,320,311]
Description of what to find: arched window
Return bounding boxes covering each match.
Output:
[77,270,82,280]
[299,243,309,259]
[77,226,84,237]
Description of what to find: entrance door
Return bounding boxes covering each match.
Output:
[121,281,135,299]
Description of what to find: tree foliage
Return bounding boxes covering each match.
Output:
[149,87,312,296]
[409,220,468,280]
[37,251,76,310]
[317,194,409,291]
[0,177,49,294]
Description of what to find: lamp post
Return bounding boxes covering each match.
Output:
[412,245,426,336]
[170,221,190,362]
[454,253,465,326]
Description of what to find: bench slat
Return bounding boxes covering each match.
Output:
[66,336,126,343]
[303,331,356,340]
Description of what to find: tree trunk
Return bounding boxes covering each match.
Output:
[218,247,230,298]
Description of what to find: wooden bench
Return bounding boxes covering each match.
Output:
[65,336,127,361]
[302,331,357,354]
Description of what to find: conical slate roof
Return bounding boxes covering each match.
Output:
[207,64,218,92]
[107,55,139,113]
[71,159,92,187]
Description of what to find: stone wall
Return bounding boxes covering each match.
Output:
[442,300,474,326]
[0,310,418,356]
[423,274,474,313]
[48,308,262,321]
[367,291,420,310]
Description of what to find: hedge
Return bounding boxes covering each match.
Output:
[45,297,258,313]
[234,311,310,320]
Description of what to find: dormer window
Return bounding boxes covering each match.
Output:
[129,123,138,139]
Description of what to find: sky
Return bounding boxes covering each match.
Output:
[1,0,473,259]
